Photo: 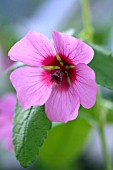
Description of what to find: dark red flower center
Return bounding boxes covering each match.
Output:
[42,54,76,89]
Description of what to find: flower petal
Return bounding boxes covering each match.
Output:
[74,63,98,108]
[0,115,9,129]
[0,122,13,150]
[8,32,56,66]
[10,66,52,109]
[0,93,16,117]
[68,103,80,121]
[52,31,94,65]
[45,86,80,123]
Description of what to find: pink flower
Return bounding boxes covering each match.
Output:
[0,93,16,150]
[3,55,14,70]
[8,31,97,123]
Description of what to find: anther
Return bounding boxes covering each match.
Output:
[51,70,64,84]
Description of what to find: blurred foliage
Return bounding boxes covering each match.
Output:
[93,24,111,46]
[40,118,91,169]
[80,97,113,126]
[89,44,113,90]
[0,26,18,53]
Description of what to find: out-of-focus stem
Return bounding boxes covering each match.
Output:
[82,0,93,42]
[99,124,112,170]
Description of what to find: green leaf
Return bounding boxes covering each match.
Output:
[40,118,91,168]
[107,109,113,123]
[80,97,113,125]
[89,44,113,89]
[79,97,102,127]
[13,102,52,168]
[103,100,113,123]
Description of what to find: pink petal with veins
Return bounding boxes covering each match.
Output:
[10,66,52,109]
[52,31,94,65]
[45,85,80,123]
[74,63,98,108]
[8,32,56,66]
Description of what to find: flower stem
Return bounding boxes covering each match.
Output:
[81,0,93,42]
[99,124,112,170]
[98,101,112,170]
